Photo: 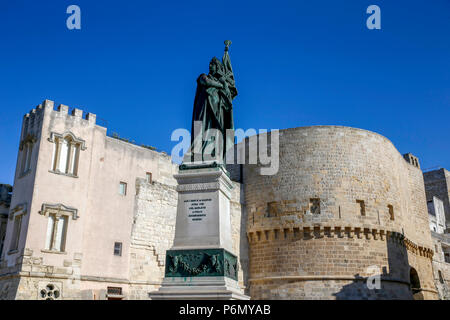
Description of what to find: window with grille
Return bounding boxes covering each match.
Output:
[107,287,122,295]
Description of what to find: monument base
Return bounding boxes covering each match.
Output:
[149,276,249,300]
[148,164,249,300]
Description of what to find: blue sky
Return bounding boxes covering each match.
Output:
[0,0,449,184]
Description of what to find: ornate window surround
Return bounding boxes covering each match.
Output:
[48,131,86,178]
[48,131,87,150]
[39,203,79,220]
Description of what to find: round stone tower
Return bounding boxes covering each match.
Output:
[243,126,436,299]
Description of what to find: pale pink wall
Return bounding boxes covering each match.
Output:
[5,99,177,285]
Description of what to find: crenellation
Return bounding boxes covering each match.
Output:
[57,104,69,115]
[85,112,96,125]
[71,108,83,119]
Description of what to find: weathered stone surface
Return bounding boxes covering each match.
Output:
[242,126,438,299]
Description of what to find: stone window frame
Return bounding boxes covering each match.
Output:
[39,203,78,254]
[18,134,37,178]
[39,283,62,300]
[7,203,28,255]
[48,131,87,178]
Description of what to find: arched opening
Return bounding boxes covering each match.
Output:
[410,267,423,300]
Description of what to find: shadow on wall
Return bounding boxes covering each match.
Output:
[0,278,20,300]
[333,234,421,300]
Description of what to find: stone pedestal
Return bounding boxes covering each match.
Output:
[149,163,249,300]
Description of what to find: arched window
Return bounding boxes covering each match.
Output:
[49,132,85,177]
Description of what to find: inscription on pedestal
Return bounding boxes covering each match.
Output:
[185,198,212,222]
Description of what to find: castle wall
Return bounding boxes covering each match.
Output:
[128,178,178,299]
[243,126,437,299]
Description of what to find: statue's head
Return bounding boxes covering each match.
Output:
[209,57,222,75]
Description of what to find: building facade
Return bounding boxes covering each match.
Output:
[0,100,447,299]
[0,100,181,299]
[424,170,450,299]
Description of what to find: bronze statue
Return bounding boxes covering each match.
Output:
[189,40,237,163]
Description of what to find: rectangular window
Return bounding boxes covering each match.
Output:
[70,145,80,175]
[309,198,320,214]
[20,144,32,174]
[25,144,32,172]
[114,242,122,256]
[45,215,68,252]
[51,142,57,171]
[107,287,122,296]
[58,139,69,173]
[10,215,22,251]
[388,204,394,220]
[146,172,152,184]
[119,182,127,196]
[356,200,366,216]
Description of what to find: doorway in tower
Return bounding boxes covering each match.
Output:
[409,267,424,300]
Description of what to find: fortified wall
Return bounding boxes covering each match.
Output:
[238,126,437,299]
